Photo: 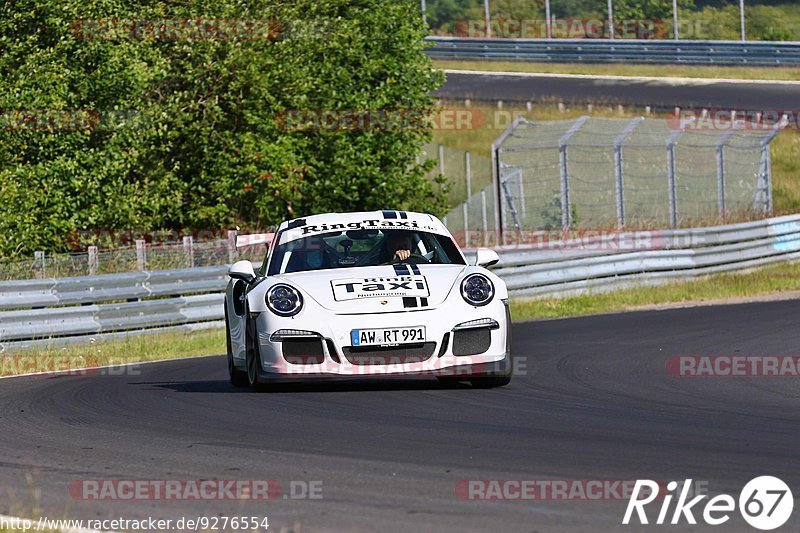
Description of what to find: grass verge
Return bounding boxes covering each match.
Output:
[511,260,800,321]
[432,59,800,82]
[1,328,225,377]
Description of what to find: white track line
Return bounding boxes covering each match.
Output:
[0,353,221,381]
[442,68,800,86]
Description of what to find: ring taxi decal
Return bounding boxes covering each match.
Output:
[331,275,429,301]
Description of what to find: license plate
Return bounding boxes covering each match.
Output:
[351,326,426,347]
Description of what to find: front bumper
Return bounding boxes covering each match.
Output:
[251,299,510,381]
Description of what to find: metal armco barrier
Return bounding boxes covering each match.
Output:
[488,214,800,297]
[1,215,799,346]
[425,37,800,66]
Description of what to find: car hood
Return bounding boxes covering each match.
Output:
[273,264,467,314]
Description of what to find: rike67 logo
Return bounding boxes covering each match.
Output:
[623,477,793,530]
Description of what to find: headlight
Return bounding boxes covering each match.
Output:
[266,284,303,317]
[461,274,494,307]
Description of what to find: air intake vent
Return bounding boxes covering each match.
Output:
[452,328,491,356]
[342,342,437,365]
[282,338,325,365]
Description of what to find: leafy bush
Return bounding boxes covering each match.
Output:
[0,0,445,256]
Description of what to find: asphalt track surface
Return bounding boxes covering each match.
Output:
[437,71,800,110]
[2,299,800,532]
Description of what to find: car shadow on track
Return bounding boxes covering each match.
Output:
[138,378,474,394]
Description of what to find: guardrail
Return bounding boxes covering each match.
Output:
[425,37,800,66]
[1,215,799,347]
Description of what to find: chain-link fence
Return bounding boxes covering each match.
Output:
[422,0,797,41]
[421,143,497,247]
[444,116,782,246]
[0,236,268,281]
[1,119,782,278]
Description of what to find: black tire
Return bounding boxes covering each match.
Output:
[245,312,266,391]
[225,299,248,388]
[469,371,512,389]
[470,323,513,389]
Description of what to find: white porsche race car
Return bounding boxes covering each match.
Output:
[224,210,512,389]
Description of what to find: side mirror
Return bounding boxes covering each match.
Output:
[473,248,500,268]
[229,260,256,283]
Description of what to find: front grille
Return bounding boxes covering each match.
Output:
[282,338,325,365]
[342,342,437,365]
[452,328,492,356]
[325,339,341,364]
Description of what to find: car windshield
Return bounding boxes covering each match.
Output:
[267,229,465,275]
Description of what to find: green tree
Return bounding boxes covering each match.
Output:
[0,0,446,256]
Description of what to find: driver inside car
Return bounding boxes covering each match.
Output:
[382,231,414,263]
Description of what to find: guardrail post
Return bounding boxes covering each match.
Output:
[135,240,146,271]
[666,130,683,228]
[227,230,237,264]
[34,251,45,279]
[183,236,195,269]
[88,246,98,276]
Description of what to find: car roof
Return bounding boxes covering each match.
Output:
[278,209,449,235]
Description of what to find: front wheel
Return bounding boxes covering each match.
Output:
[245,313,266,391]
[469,370,512,389]
[471,324,513,388]
[226,298,248,388]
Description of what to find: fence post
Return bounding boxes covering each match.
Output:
[34,251,45,279]
[715,131,735,218]
[491,116,524,245]
[758,115,786,214]
[183,236,195,268]
[613,117,644,228]
[481,189,488,247]
[88,246,98,276]
[484,0,491,38]
[438,144,445,176]
[666,129,683,228]
[558,116,589,229]
[462,203,469,248]
[135,240,146,271]
[765,148,773,213]
[465,151,472,246]
[227,230,237,264]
